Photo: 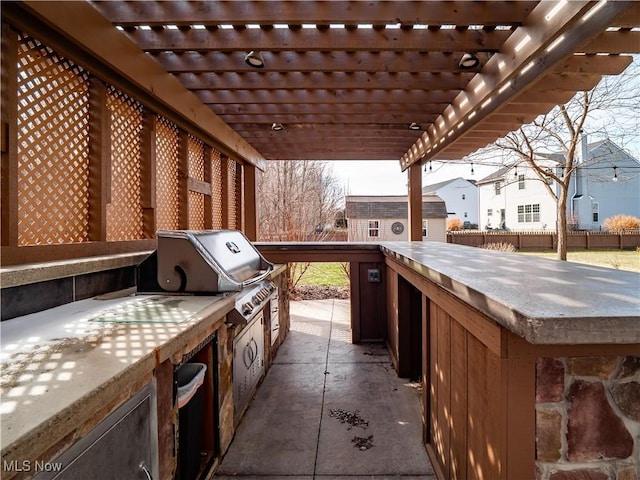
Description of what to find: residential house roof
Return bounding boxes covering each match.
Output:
[422,177,476,194]
[346,195,448,219]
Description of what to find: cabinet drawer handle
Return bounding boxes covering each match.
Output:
[140,462,154,480]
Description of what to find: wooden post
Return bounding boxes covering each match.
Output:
[140,109,156,238]
[178,131,189,229]
[407,163,422,241]
[87,78,109,241]
[243,163,257,240]
[1,24,19,247]
[220,155,229,229]
[204,145,213,229]
[235,162,242,230]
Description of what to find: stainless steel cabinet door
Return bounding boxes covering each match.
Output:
[34,384,158,480]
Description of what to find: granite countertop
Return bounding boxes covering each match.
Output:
[0,292,235,468]
[381,242,640,345]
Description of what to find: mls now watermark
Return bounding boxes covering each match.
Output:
[3,460,63,473]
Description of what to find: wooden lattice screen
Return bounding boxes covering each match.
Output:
[5,28,245,263]
[16,33,90,245]
[188,134,206,230]
[155,116,180,231]
[227,158,238,229]
[211,150,224,229]
[105,86,143,241]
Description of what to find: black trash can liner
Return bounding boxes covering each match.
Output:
[175,363,207,480]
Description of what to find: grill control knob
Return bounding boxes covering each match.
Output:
[243,302,254,315]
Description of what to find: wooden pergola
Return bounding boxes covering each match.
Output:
[2,1,639,244]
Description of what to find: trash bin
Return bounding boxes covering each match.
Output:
[175,363,207,480]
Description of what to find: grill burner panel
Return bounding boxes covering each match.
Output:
[227,280,276,324]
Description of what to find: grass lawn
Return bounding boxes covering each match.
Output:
[519,250,640,272]
[292,253,638,288]
[293,262,350,286]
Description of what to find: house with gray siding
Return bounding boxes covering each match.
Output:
[345,195,447,241]
[477,137,640,231]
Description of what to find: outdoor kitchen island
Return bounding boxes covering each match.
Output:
[0,258,289,480]
[380,242,640,480]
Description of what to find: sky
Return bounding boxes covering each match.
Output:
[330,159,497,197]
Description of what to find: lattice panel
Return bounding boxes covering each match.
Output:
[228,159,238,229]
[211,150,223,229]
[155,116,180,230]
[188,134,205,181]
[189,192,205,230]
[187,134,206,229]
[106,87,143,241]
[16,33,90,245]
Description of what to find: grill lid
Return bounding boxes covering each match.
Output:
[156,230,273,292]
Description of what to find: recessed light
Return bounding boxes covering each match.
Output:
[244,51,265,68]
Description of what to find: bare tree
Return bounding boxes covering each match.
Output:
[478,58,640,260]
[257,160,343,287]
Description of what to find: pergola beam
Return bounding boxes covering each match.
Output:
[126,28,512,53]
[400,1,635,170]
[95,1,538,26]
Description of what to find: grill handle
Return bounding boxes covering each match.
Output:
[239,267,272,288]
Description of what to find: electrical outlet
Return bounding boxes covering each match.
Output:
[367,269,381,283]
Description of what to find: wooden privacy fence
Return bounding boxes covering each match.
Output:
[447,231,640,250]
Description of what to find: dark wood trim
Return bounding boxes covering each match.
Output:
[154,360,174,480]
[140,108,156,238]
[407,163,422,241]
[243,164,257,241]
[188,177,212,196]
[87,77,109,241]
[1,24,19,247]
[178,130,189,229]
[204,145,213,229]
[421,294,430,445]
[350,261,361,343]
[506,330,640,358]
[504,355,536,479]
[235,161,243,230]
[221,155,229,229]
[257,247,383,264]
[0,240,157,266]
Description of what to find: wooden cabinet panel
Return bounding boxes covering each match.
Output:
[427,301,506,480]
[450,319,468,480]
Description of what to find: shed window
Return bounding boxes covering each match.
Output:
[422,220,429,238]
[368,220,380,237]
[494,182,502,195]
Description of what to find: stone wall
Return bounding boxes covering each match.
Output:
[536,356,640,480]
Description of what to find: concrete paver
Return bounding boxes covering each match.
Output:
[214,299,435,479]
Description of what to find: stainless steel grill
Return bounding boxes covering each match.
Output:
[137,229,276,324]
[156,230,272,293]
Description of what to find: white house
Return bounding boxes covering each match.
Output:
[422,177,479,227]
[477,138,640,231]
[345,195,447,242]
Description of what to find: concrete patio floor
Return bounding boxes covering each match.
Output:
[214,299,435,480]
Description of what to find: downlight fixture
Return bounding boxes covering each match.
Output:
[459,53,480,69]
[244,51,265,68]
